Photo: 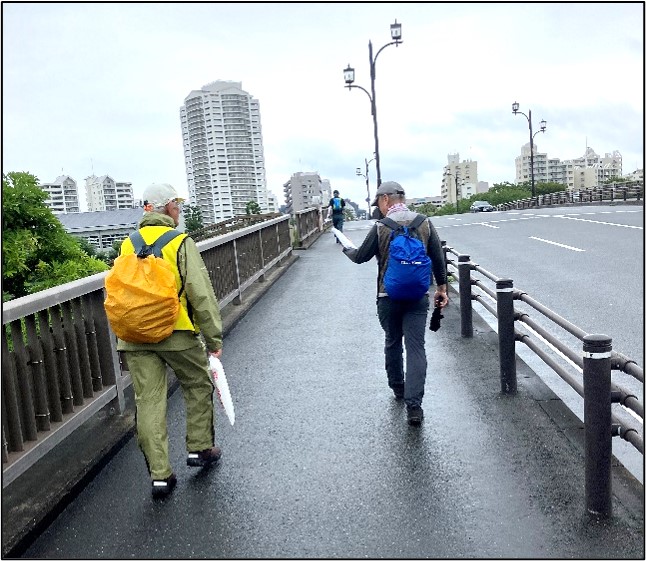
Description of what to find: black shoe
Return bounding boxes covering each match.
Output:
[391,384,404,400]
[152,473,177,499]
[407,406,424,426]
[187,446,222,467]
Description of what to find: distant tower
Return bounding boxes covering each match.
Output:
[179,81,269,224]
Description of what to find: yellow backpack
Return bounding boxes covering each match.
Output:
[104,230,183,343]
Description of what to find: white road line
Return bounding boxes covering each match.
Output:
[558,216,643,230]
[479,223,500,229]
[529,237,585,252]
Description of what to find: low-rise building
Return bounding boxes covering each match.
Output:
[56,208,146,251]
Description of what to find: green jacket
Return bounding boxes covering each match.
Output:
[116,212,223,353]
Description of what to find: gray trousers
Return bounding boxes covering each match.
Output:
[377,295,430,408]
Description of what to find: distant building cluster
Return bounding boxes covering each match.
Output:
[39,174,139,215]
[282,172,332,213]
[515,145,625,190]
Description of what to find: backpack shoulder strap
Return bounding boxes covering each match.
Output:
[378,217,401,231]
[130,229,183,258]
[129,231,146,254]
[152,230,183,256]
[409,214,427,230]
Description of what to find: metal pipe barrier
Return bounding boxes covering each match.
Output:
[1,215,292,487]
[444,244,643,516]
[495,181,643,211]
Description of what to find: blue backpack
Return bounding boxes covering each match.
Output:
[332,197,343,211]
[379,215,432,301]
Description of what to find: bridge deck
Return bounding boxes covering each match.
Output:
[6,223,645,558]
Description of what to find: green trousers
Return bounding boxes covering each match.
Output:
[126,345,215,480]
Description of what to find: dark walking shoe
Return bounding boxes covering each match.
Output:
[391,384,404,400]
[151,473,177,499]
[187,446,222,467]
[407,406,424,426]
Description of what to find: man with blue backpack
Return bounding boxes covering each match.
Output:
[341,181,448,426]
[327,189,346,242]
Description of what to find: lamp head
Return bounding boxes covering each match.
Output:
[390,20,402,42]
[343,65,355,85]
[512,101,519,114]
[540,119,547,132]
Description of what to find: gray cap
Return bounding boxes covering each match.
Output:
[371,181,405,206]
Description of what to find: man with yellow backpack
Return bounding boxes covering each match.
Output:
[104,183,223,499]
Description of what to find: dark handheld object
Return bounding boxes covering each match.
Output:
[429,305,444,332]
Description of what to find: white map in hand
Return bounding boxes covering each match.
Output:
[330,228,357,249]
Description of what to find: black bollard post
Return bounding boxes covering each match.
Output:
[583,334,613,518]
[457,254,472,338]
[496,278,517,394]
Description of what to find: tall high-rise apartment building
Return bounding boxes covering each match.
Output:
[39,175,80,214]
[441,154,479,204]
[85,175,134,212]
[180,81,269,224]
[515,145,622,189]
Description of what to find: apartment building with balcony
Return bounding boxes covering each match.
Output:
[39,175,80,214]
[440,154,479,205]
[515,145,622,190]
[283,172,331,213]
[85,175,134,212]
[180,81,269,225]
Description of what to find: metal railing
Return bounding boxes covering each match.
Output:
[293,207,326,248]
[1,215,292,487]
[496,182,643,210]
[444,243,643,517]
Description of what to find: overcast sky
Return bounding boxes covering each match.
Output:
[3,2,643,211]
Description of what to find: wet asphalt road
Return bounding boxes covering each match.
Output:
[22,223,644,559]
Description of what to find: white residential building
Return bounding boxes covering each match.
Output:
[515,145,622,190]
[441,154,479,204]
[85,175,134,212]
[39,175,80,214]
[179,81,269,225]
[283,172,329,213]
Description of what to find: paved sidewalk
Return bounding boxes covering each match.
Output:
[9,222,645,559]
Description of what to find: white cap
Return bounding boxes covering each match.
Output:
[142,183,185,209]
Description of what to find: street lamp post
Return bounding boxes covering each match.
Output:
[445,169,461,207]
[344,20,402,187]
[356,155,376,218]
[512,101,547,199]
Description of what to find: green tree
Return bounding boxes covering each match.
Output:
[601,176,625,184]
[183,204,204,232]
[245,201,262,215]
[2,171,109,301]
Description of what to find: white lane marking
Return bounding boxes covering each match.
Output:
[558,216,643,230]
[479,223,500,229]
[529,237,585,252]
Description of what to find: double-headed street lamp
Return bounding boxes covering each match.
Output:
[356,155,376,218]
[344,20,402,187]
[512,101,546,199]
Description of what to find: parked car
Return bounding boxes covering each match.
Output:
[470,201,494,213]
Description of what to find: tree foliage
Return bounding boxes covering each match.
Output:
[2,171,109,301]
[412,180,568,218]
[245,200,262,215]
[183,204,204,232]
